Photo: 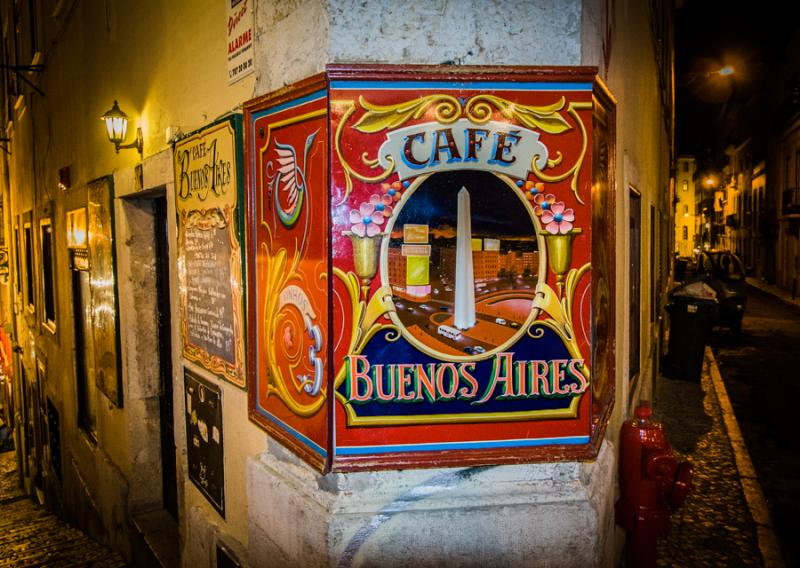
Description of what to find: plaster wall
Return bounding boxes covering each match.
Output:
[601,0,671,417]
[2,0,267,561]
[255,0,582,94]
[775,123,800,291]
[248,439,616,568]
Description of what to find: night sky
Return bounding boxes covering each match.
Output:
[675,0,800,165]
[392,170,534,238]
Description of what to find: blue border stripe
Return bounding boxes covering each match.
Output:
[336,435,590,456]
[253,89,327,119]
[256,405,328,458]
[330,81,593,91]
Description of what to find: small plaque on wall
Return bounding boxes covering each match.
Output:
[184,368,225,517]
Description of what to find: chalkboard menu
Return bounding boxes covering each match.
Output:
[183,213,235,361]
[175,116,246,387]
[184,369,225,517]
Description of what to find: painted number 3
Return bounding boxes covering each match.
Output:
[298,314,324,397]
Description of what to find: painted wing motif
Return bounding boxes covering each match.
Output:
[271,131,317,228]
[275,143,300,214]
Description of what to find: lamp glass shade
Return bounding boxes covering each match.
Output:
[101,100,129,145]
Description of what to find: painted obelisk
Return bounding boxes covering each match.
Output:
[454,187,476,330]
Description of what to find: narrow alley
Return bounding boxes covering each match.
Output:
[711,283,800,568]
[0,451,126,567]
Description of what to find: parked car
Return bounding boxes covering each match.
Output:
[684,250,747,331]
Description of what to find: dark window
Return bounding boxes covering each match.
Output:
[14,226,22,293]
[683,226,688,240]
[41,220,56,328]
[786,156,791,188]
[629,189,641,380]
[23,223,35,310]
[650,205,656,323]
[796,149,800,187]
[682,161,689,173]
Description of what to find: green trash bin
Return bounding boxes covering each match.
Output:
[663,283,718,381]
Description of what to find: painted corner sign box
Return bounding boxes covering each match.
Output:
[245,66,616,472]
[174,116,247,387]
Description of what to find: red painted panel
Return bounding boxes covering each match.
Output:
[243,67,616,472]
[245,78,330,470]
[328,67,602,469]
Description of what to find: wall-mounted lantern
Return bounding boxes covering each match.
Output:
[101,100,143,157]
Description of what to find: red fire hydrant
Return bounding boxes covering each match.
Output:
[615,404,693,567]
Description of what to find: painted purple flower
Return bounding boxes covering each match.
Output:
[541,202,575,234]
[349,202,385,237]
[369,193,393,218]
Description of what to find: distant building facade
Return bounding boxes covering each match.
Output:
[675,156,697,256]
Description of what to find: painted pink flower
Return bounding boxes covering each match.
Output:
[370,193,393,218]
[349,202,384,237]
[533,193,556,216]
[541,202,575,234]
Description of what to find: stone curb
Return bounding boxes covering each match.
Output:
[705,346,786,568]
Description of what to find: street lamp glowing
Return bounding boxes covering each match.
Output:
[718,66,734,76]
[704,176,716,188]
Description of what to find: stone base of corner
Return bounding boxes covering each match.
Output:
[246,439,616,568]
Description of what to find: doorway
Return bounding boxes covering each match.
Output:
[153,196,177,520]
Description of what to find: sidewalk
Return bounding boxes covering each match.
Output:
[746,277,800,310]
[0,450,126,567]
[654,348,784,567]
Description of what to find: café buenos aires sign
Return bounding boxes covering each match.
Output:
[330,83,594,442]
[244,69,608,472]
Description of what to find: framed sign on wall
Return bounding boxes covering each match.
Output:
[88,176,123,407]
[174,116,247,388]
[185,368,225,517]
[245,65,616,472]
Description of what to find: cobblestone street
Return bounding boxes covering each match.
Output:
[0,450,126,567]
[655,354,764,567]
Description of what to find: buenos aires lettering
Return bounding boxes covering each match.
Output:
[177,139,232,201]
[345,353,589,405]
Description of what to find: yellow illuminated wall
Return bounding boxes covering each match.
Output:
[406,256,430,285]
